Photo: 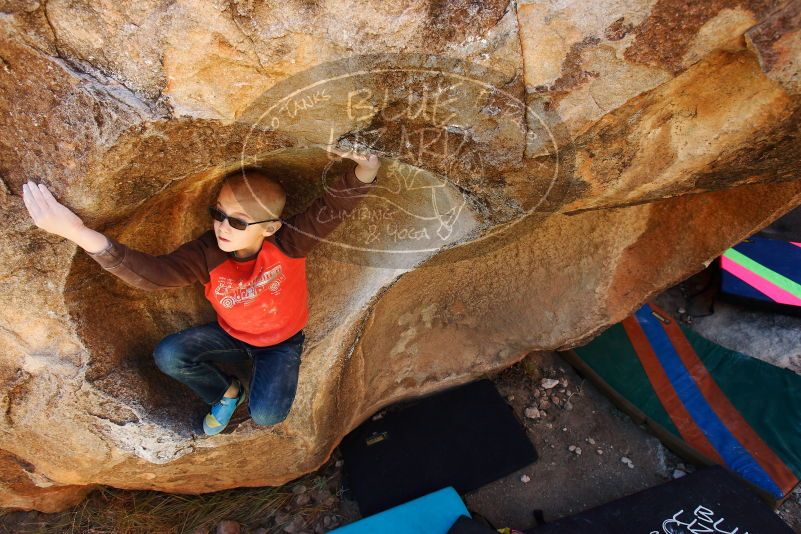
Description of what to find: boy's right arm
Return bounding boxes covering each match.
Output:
[86,232,213,290]
[22,180,211,290]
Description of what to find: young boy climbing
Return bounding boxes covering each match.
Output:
[22,145,380,436]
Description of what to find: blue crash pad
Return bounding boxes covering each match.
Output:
[329,486,470,534]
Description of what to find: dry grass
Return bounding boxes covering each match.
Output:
[0,470,340,534]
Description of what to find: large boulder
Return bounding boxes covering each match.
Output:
[0,0,799,511]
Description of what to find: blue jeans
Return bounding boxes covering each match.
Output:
[153,322,305,427]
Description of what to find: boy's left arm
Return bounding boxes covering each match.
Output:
[276,159,378,258]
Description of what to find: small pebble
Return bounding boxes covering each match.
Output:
[520,474,531,483]
[335,460,343,467]
[673,469,687,479]
[587,438,596,445]
[541,378,559,389]
[597,449,603,455]
[569,445,576,452]
[575,447,582,455]
[524,407,540,419]
[216,521,241,534]
[283,516,306,533]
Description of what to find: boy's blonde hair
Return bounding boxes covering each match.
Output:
[218,166,287,222]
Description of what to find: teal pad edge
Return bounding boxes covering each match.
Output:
[329,486,471,534]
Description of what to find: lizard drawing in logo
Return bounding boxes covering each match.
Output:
[214,264,286,309]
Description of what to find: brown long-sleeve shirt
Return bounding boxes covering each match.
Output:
[86,162,374,345]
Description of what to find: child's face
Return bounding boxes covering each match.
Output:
[213,183,276,255]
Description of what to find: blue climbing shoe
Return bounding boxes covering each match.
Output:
[203,379,247,436]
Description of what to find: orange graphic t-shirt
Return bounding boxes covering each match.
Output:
[206,241,308,346]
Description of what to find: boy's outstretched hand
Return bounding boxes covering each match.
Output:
[320,143,380,183]
[22,181,85,239]
[22,180,109,253]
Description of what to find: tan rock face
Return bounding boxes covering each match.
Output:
[0,0,799,511]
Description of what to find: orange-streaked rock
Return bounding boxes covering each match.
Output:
[0,0,799,512]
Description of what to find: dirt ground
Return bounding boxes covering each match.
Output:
[330,350,689,532]
[458,352,798,532]
[334,343,801,532]
[335,279,801,532]
[461,352,683,530]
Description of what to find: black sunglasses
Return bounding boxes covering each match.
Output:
[208,206,281,231]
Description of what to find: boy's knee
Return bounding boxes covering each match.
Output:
[153,336,184,375]
[249,405,289,427]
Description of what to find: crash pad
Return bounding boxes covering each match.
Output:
[561,302,801,504]
[329,486,470,534]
